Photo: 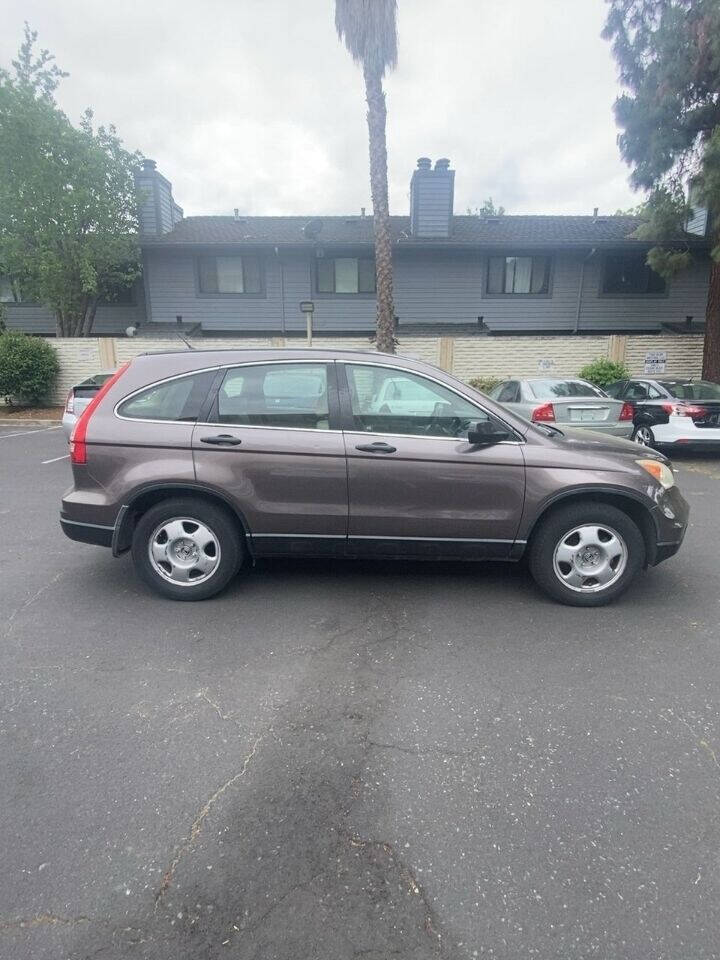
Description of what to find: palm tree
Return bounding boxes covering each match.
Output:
[335,0,398,354]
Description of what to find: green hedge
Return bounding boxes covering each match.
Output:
[0,332,60,405]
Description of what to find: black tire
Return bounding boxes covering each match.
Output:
[632,425,656,448]
[131,497,243,601]
[528,501,645,607]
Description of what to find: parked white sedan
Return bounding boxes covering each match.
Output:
[62,372,114,438]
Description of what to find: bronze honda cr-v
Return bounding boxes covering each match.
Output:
[60,348,689,606]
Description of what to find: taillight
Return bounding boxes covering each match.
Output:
[65,389,75,414]
[69,363,130,464]
[619,401,635,421]
[661,402,709,420]
[532,402,555,423]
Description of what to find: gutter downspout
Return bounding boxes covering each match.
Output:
[574,248,596,334]
[274,246,286,335]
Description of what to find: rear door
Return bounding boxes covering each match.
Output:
[339,362,525,558]
[192,361,348,556]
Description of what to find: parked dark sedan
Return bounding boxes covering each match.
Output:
[60,349,689,607]
[605,377,720,450]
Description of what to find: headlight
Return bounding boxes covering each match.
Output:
[636,458,675,489]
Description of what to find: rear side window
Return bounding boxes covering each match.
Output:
[117,370,216,422]
[216,363,330,429]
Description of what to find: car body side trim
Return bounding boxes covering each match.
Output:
[251,533,346,539]
[61,517,115,531]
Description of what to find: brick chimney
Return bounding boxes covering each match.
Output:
[134,159,184,236]
[409,157,455,238]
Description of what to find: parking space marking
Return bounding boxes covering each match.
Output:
[42,454,70,464]
[0,425,61,439]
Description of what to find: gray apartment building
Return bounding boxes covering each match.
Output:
[2,156,713,338]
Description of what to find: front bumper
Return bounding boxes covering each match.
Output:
[648,484,690,566]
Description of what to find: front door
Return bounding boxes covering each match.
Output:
[192,361,348,556]
[340,362,525,558]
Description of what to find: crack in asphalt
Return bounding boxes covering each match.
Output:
[337,829,444,951]
[0,913,92,931]
[154,733,263,906]
[670,710,720,772]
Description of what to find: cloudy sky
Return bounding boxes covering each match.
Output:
[1,0,639,219]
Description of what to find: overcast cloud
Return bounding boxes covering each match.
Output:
[1,0,638,219]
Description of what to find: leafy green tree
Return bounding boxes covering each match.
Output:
[603,0,720,381]
[0,26,141,337]
[335,0,398,354]
[467,198,506,217]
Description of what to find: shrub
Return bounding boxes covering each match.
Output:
[467,376,503,394]
[0,332,60,405]
[578,358,629,388]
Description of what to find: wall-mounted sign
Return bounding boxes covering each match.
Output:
[537,358,555,372]
[644,350,667,374]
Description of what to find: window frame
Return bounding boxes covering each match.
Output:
[114,368,220,424]
[599,252,668,298]
[336,361,524,443]
[484,254,553,298]
[194,254,266,299]
[313,255,376,298]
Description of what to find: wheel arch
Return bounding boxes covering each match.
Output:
[522,487,659,568]
[112,482,253,558]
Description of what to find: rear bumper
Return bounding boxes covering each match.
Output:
[653,417,720,448]
[60,514,114,547]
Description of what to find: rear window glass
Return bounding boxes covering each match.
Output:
[529,379,604,399]
[660,380,720,401]
[118,370,216,421]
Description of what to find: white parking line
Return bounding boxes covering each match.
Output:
[0,426,61,439]
[42,454,70,464]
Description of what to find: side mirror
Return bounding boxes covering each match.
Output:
[468,420,511,445]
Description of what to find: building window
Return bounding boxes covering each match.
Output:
[487,256,550,294]
[198,255,263,295]
[316,257,375,294]
[601,253,666,295]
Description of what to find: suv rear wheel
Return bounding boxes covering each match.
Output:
[131,497,242,600]
[528,502,645,606]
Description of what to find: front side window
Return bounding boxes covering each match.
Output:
[487,256,550,294]
[198,255,263,294]
[118,370,216,421]
[316,257,375,294]
[217,363,329,430]
[346,364,487,438]
[602,254,666,295]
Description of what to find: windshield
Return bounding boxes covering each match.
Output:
[529,379,605,399]
[659,380,720,401]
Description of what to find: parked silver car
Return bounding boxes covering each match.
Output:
[62,372,114,438]
[487,378,635,438]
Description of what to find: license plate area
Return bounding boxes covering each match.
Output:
[569,407,608,423]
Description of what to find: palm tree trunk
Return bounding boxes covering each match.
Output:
[703,258,720,383]
[363,64,395,354]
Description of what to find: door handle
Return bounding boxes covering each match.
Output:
[200,434,242,446]
[355,441,397,453]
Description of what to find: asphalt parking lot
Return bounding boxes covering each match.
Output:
[2,423,720,960]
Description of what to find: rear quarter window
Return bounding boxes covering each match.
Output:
[117,370,216,421]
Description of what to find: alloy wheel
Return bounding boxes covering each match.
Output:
[552,524,628,593]
[148,517,221,586]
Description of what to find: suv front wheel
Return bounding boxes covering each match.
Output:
[131,497,242,600]
[528,502,645,606]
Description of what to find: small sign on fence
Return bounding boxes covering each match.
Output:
[644,350,667,374]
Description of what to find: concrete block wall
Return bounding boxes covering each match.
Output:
[44,333,706,404]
